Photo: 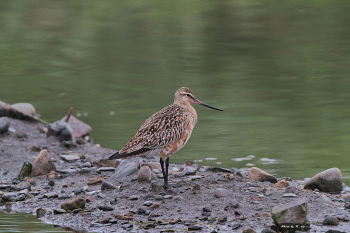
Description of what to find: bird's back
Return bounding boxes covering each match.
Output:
[119,104,197,157]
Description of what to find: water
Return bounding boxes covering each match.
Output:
[0,211,66,232]
[1,0,350,230]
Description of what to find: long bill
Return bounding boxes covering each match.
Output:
[194,98,223,111]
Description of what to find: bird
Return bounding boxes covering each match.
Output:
[109,87,223,188]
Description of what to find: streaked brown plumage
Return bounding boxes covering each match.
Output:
[110,87,223,188]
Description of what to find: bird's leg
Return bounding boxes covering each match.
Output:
[160,158,168,189]
[165,157,169,188]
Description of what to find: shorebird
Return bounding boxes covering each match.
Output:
[109,87,223,188]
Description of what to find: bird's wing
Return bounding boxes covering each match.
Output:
[118,104,190,156]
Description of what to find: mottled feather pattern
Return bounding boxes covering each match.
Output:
[119,104,196,155]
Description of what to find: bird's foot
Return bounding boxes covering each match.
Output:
[163,183,168,190]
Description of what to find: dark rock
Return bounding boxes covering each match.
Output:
[242,228,256,233]
[31,150,56,176]
[48,180,55,187]
[36,208,47,218]
[325,230,346,233]
[61,115,91,138]
[344,202,350,209]
[101,181,118,191]
[188,225,202,231]
[16,162,32,180]
[322,216,339,225]
[304,168,343,193]
[261,229,277,233]
[2,192,18,202]
[232,223,242,230]
[53,209,66,214]
[129,195,139,200]
[0,117,10,133]
[217,215,227,223]
[73,188,85,195]
[47,120,75,142]
[62,141,77,148]
[271,197,308,227]
[99,206,114,211]
[248,167,277,183]
[98,167,116,172]
[61,198,85,211]
[137,166,152,182]
[203,207,212,212]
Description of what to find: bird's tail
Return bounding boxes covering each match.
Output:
[108,148,152,160]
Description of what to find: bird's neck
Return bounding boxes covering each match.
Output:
[174,101,197,122]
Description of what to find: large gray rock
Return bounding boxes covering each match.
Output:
[0,117,10,133]
[271,197,308,227]
[304,168,343,193]
[108,158,143,181]
[31,150,56,176]
[47,120,75,142]
[11,103,36,116]
[248,167,277,183]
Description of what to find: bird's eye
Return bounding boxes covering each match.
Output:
[186,94,192,97]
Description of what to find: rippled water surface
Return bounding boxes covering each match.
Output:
[2,2,350,229]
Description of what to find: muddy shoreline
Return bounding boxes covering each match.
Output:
[1,117,350,232]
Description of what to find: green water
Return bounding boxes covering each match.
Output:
[0,211,67,233]
[1,0,350,184]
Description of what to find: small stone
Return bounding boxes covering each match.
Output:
[150,203,160,209]
[99,206,114,211]
[217,215,227,223]
[16,162,32,180]
[73,188,85,195]
[150,182,162,193]
[164,195,172,199]
[53,209,66,214]
[344,202,350,209]
[57,168,76,174]
[242,228,257,233]
[81,162,92,168]
[88,177,104,185]
[31,150,56,176]
[215,188,231,198]
[203,207,212,212]
[304,168,343,193]
[323,216,339,225]
[43,192,58,198]
[36,208,47,218]
[59,154,81,162]
[61,198,85,211]
[141,162,161,171]
[11,103,36,116]
[282,193,297,198]
[325,230,346,233]
[261,229,276,233]
[16,131,27,139]
[0,117,10,133]
[275,180,289,188]
[271,197,308,227]
[137,207,148,215]
[188,225,202,231]
[58,194,71,200]
[101,181,118,191]
[129,195,139,200]
[248,167,277,183]
[180,166,197,176]
[137,166,152,182]
[98,167,115,172]
[62,115,91,138]
[2,192,19,202]
[48,180,55,187]
[232,223,242,230]
[144,201,153,206]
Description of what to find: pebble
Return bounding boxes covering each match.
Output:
[98,167,115,172]
[73,188,85,195]
[0,118,10,133]
[248,167,277,183]
[58,194,71,200]
[88,177,104,185]
[2,192,20,202]
[232,223,242,230]
[101,181,118,191]
[61,198,85,211]
[304,168,343,193]
[43,192,58,199]
[164,195,172,199]
[59,154,81,162]
[129,195,139,200]
[144,201,153,206]
[36,208,47,218]
[242,228,257,233]
[323,216,339,225]
[31,150,56,176]
[137,166,152,182]
[282,193,297,198]
[180,166,197,176]
[53,209,66,214]
[99,206,114,211]
[48,180,55,187]
[217,215,227,223]
[275,180,289,188]
[57,169,76,174]
[81,162,92,168]
[261,229,277,233]
[188,225,202,231]
[214,188,231,198]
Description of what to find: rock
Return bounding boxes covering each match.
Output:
[232,223,242,230]
[36,208,47,218]
[53,209,66,214]
[323,216,339,225]
[11,103,36,116]
[248,167,277,183]
[48,180,55,187]
[57,169,76,174]
[150,203,160,209]
[108,158,142,181]
[61,198,85,211]
[304,168,343,193]
[58,194,71,200]
[59,154,81,162]
[150,182,162,193]
[242,228,257,233]
[1,192,18,202]
[144,201,153,206]
[261,229,276,233]
[43,192,58,198]
[95,158,119,168]
[141,162,161,171]
[101,181,118,191]
[129,195,139,200]
[31,150,56,176]
[217,215,227,223]
[282,193,297,198]
[192,184,200,193]
[214,188,232,198]
[325,231,346,233]
[271,198,308,228]
[47,120,75,142]
[73,188,85,195]
[99,206,114,211]
[16,162,32,180]
[180,166,196,176]
[275,180,289,188]
[61,115,91,138]
[88,177,104,185]
[0,117,10,133]
[98,167,115,172]
[345,202,350,209]
[188,225,202,231]
[137,166,152,182]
